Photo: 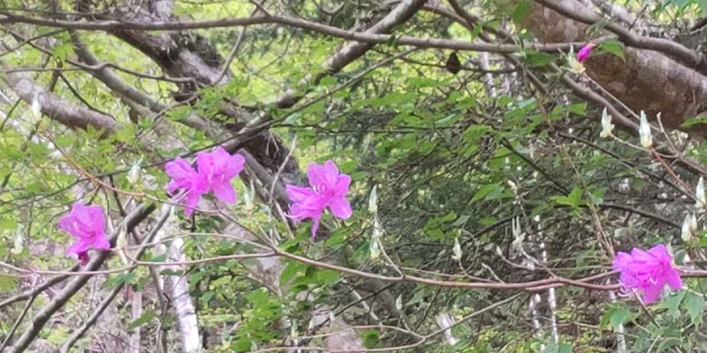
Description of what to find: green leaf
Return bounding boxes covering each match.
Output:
[472,183,502,202]
[683,292,705,324]
[0,276,17,291]
[159,269,184,277]
[362,329,380,349]
[231,338,252,352]
[102,272,136,289]
[280,261,306,287]
[316,269,340,285]
[524,51,557,67]
[680,115,707,128]
[658,290,685,314]
[550,187,583,208]
[319,75,337,87]
[610,307,631,329]
[598,40,625,61]
[541,342,573,353]
[512,1,532,23]
[127,310,154,331]
[567,103,587,116]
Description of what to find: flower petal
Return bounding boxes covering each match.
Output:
[224,153,246,179]
[310,215,321,237]
[212,181,237,204]
[183,189,202,216]
[612,252,633,272]
[66,238,91,257]
[665,268,682,290]
[166,158,196,181]
[322,160,340,188]
[328,197,352,220]
[648,244,670,262]
[335,174,351,198]
[642,284,663,304]
[307,163,326,189]
[91,233,111,250]
[196,151,215,178]
[58,215,79,237]
[286,185,316,202]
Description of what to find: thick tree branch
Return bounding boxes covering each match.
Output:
[0,61,121,134]
[0,12,581,54]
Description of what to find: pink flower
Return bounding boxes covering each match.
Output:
[577,43,595,62]
[612,244,682,303]
[286,160,352,237]
[165,147,245,215]
[58,203,110,265]
[165,157,208,216]
[197,147,246,204]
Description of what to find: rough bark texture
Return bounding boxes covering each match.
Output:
[524,0,707,137]
[1,64,121,134]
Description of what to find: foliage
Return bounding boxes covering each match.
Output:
[2,0,707,352]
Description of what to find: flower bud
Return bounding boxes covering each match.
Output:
[682,214,693,242]
[127,157,143,184]
[600,108,614,138]
[370,237,381,261]
[452,237,462,262]
[368,185,378,214]
[639,111,653,148]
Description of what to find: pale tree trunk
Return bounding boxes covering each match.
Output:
[478,52,497,98]
[128,288,142,353]
[607,286,627,353]
[157,208,201,353]
[535,216,559,344]
[167,238,201,353]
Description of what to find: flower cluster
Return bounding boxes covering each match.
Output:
[165,147,246,215]
[286,160,352,237]
[59,203,110,266]
[612,244,682,304]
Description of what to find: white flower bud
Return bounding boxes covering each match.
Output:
[368,185,378,214]
[600,108,614,138]
[452,237,462,262]
[639,111,653,148]
[682,214,693,242]
[370,237,381,261]
[127,157,143,184]
[11,226,24,255]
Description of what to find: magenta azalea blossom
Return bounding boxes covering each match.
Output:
[165,157,209,216]
[286,160,352,236]
[197,147,246,204]
[166,147,245,215]
[612,244,682,303]
[58,203,110,265]
[577,43,595,62]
